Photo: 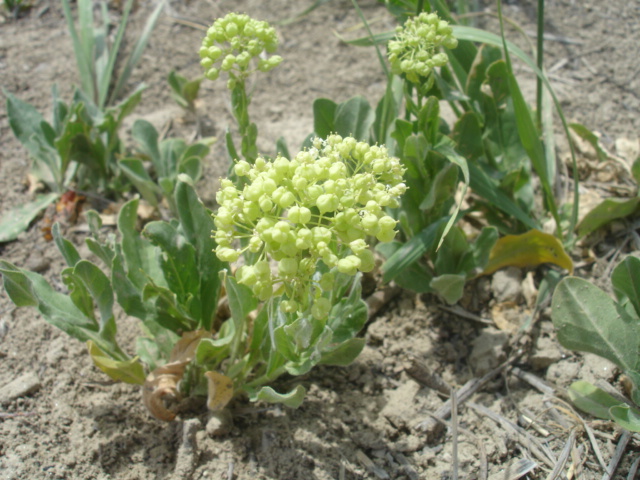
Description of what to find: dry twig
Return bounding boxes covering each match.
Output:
[545,428,576,480]
[602,430,631,480]
[429,414,489,480]
[468,401,557,469]
[415,353,521,436]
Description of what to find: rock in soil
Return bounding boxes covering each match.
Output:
[0,371,41,404]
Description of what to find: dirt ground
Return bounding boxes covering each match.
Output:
[1,0,639,479]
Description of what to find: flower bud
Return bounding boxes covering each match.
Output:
[337,255,361,275]
[216,247,240,262]
[278,258,298,277]
[234,160,251,176]
[316,193,339,214]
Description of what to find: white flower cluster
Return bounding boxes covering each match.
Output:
[213,135,406,318]
[199,13,283,89]
[388,12,458,84]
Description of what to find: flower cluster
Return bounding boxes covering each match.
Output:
[387,12,458,84]
[199,13,283,89]
[213,135,406,317]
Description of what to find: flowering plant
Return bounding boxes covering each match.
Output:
[214,135,405,312]
[387,12,458,85]
[200,13,283,166]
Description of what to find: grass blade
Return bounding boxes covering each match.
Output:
[109,0,165,105]
[61,0,95,101]
[99,0,135,108]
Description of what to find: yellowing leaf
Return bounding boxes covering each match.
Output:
[482,229,573,276]
[205,371,234,411]
[87,340,145,385]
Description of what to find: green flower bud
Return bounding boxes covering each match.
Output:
[337,255,361,275]
[349,239,367,255]
[278,258,298,277]
[234,160,251,176]
[216,247,240,262]
[238,265,258,286]
[316,193,339,214]
[357,249,376,273]
[206,68,220,81]
[280,299,298,313]
[387,12,457,85]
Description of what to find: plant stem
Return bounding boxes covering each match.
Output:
[351,0,389,79]
[535,0,544,128]
[231,80,258,164]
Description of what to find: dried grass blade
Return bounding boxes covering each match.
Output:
[544,428,576,480]
[415,353,520,434]
[601,430,631,480]
[627,455,640,480]
[468,401,556,469]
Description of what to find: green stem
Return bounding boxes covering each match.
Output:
[535,0,544,128]
[231,80,258,164]
[351,0,389,79]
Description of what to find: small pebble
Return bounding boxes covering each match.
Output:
[0,371,41,404]
[24,253,50,273]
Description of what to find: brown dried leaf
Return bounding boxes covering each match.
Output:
[143,330,212,421]
[205,371,234,412]
[491,301,522,333]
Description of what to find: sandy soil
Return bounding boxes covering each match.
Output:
[1,0,639,479]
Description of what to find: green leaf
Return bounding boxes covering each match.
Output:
[377,242,433,293]
[430,274,466,305]
[0,261,38,306]
[252,385,306,408]
[373,75,403,149]
[132,120,163,175]
[225,275,258,326]
[334,96,375,141]
[552,277,640,374]
[453,112,484,160]
[468,162,538,231]
[117,197,165,290]
[433,139,470,250]
[0,193,58,243]
[87,340,145,385]
[0,260,122,358]
[329,277,368,344]
[119,157,161,206]
[610,404,640,432]
[111,245,149,320]
[52,222,81,267]
[143,221,199,308]
[175,179,223,330]
[179,156,203,183]
[576,197,640,239]
[313,98,337,138]
[320,337,365,366]
[69,260,115,335]
[611,256,640,318]
[567,380,624,420]
[381,217,449,283]
[142,282,195,332]
[470,227,499,273]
